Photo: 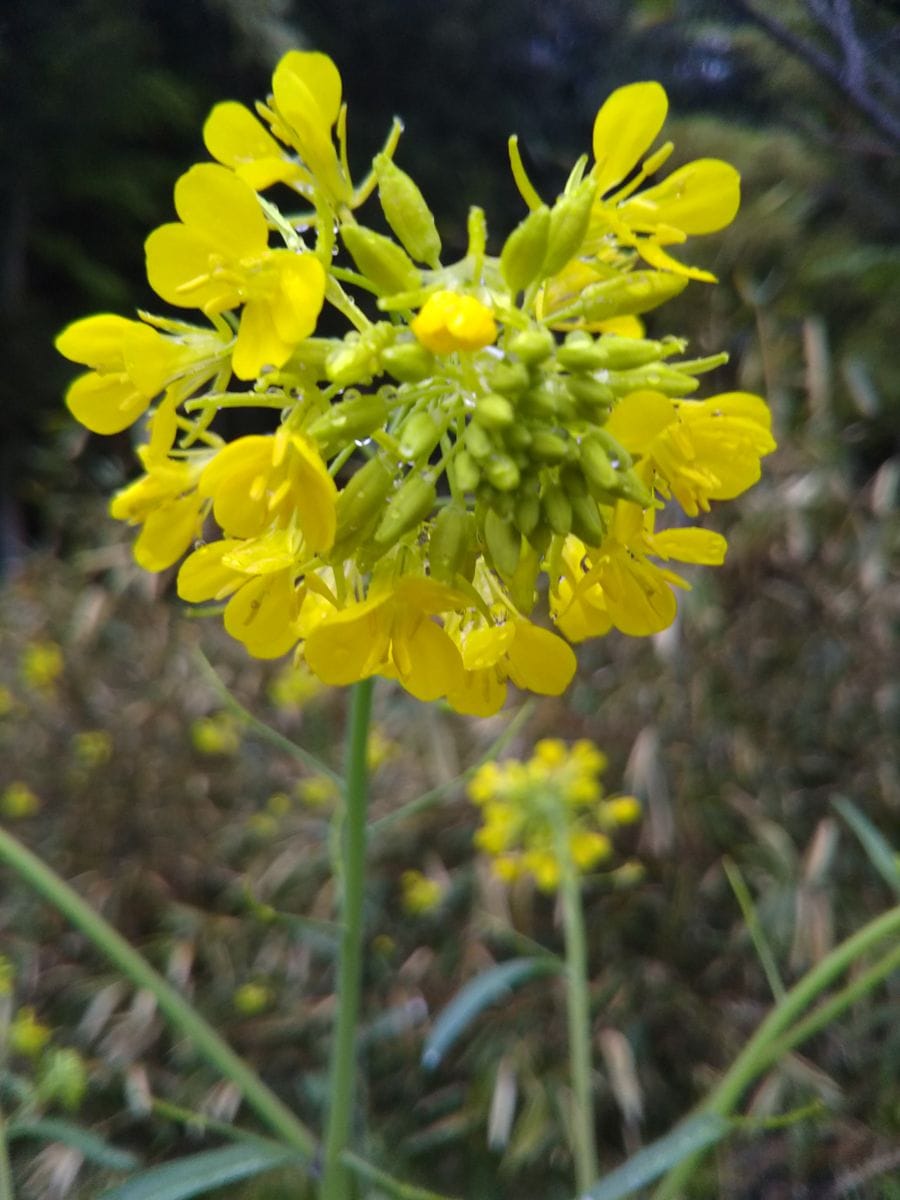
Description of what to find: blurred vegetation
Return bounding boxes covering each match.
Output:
[1,0,898,1196]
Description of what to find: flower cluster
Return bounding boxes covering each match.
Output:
[469,739,640,891]
[57,52,775,714]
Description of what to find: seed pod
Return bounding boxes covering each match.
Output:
[473,393,515,429]
[465,420,495,463]
[529,430,570,464]
[570,492,606,546]
[380,341,435,383]
[542,484,572,536]
[454,449,481,492]
[429,503,473,582]
[374,471,437,548]
[578,272,688,323]
[374,153,442,268]
[398,410,442,461]
[484,508,521,577]
[485,453,520,492]
[488,360,530,397]
[579,436,620,497]
[594,335,671,369]
[334,454,394,547]
[500,204,551,294]
[306,392,389,454]
[507,327,556,366]
[340,224,420,296]
[606,365,700,397]
[542,177,596,277]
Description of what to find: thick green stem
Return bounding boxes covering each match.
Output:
[556,828,599,1193]
[0,826,316,1160]
[321,678,375,1200]
[654,902,900,1198]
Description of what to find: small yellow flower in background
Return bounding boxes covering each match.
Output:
[37,1048,88,1112]
[233,982,274,1015]
[297,774,340,808]
[367,727,399,772]
[400,869,446,915]
[0,685,14,717]
[20,641,63,693]
[9,1007,52,1057]
[71,730,113,769]
[411,291,497,354]
[1,782,41,819]
[190,713,242,755]
[469,740,638,892]
[266,791,292,819]
[268,662,324,710]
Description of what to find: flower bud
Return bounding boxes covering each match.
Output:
[306,392,389,453]
[454,449,481,492]
[507,327,556,365]
[500,205,550,294]
[570,492,606,546]
[340,224,420,296]
[578,271,688,323]
[487,360,530,397]
[529,430,570,464]
[566,375,615,413]
[398,409,442,460]
[37,1048,88,1112]
[485,453,521,492]
[542,177,596,276]
[473,393,515,429]
[465,420,496,463]
[430,503,474,582]
[326,326,392,386]
[374,153,442,268]
[334,454,394,546]
[514,492,541,537]
[374,472,437,548]
[579,436,620,496]
[542,484,572,536]
[380,340,435,382]
[483,508,521,577]
[590,427,633,470]
[606,364,699,397]
[508,541,541,614]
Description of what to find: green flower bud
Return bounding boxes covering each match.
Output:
[306,392,389,453]
[36,1048,88,1112]
[570,492,607,546]
[507,327,556,365]
[488,360,530,397]
[580,272,689,323]
[430,503,474,582]
[542,177,596,277]
[523,384,575,423]
[565,375,615,412]
[542,484,572,536]
[560,463,589,496]
[374,472,437,548]
[334,454,395,546]
[504,423,533,452]
[465,420,496,463]
[500,205,551,294]
[591,427,633,470]
[473,393,515,429]
[398,410,443,461]
[579,436,620,497]
[606,364,700,397]
[507,541,541,614]
[514,492,541,537]
[485,453,521,492]
[340,224,420,296]
[483,508,521,577]
[609,468,653,508]
[325,325,393,387]
[529,430,570,463]
[526,520,552,554]
[380,341,435,383]
[374,153,442,268]
[454,449,481,492]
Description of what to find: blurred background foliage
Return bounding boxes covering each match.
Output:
[1,0,898,1196]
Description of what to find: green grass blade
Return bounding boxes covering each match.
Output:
[584,1113,731,1200]
[98,1142,303,1200]
[832,796,900,898]
[422,956,561,1070]
[6,1117,140,1171]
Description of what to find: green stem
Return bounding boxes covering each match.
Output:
[0,1105,13,1200]
[321,678,375,1200]
[0,826,316,1161]
[654,902,900,1198]
[556,827,599,1193]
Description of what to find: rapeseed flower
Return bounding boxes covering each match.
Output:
[58,50,774,713]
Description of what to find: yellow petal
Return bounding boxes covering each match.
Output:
[393,617,464,702]
[200,436,273,536]
[145,224,240,313]
[173,163,268,258]
[461,622,515,671]
[274,51,343,128]
[605,389,676,452]
[600,554,677,636]
[123,322,185,395]
[269,251,326,344]
[506,621,576,695]
[65,371,149,435]
[304,599,389,686]
[232,299,293,380]
[447,668,507,717]
[650,528,727,565]
[221,530,298,575]
[55,314,134,368]
[177,540,245,602]
[204,101,288,175]
[619,159,740,235]
[224,571,300,659]
[592,82,668,197]
[635,239,717,282]
[133,493,203,572]
[287,434,337,553]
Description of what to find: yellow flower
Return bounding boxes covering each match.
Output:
[411,291,497,355]
[233,982,274,1015]
[303,575,466,701]
[71,730,113,769]
[551,504,728,640]
[191,713,242,755]
[20,641,63,691]
[448,615,577,716]
[1,781,41,819]
[145,163,326,379]
[9,1007,52,1057]
[198,428,336,551]
[109,449,209,571]
[204,100,310,193]
[56,313,229,435]
[400,869,445,915]
[605,389,777,516]
[268,662,323,709]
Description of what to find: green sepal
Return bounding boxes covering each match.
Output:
[514,492,541,537]
[500,204,551,295]
[374,153,442,268]
[507,540,541,614]
[340,223,420,296]
[606,364,700,397]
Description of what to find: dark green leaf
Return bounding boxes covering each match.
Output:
[583,1113,731,1200]
[98,1142,305,1200]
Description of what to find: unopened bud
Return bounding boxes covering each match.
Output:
[473,393,515,429]
[334,454,394,545]
[542,484,572,536]
[500,205,551,294]
[579,437,620,496]
[570,492,606,546]
[341,224,420,296]
[374,153,442,268]
[485,453,521,492]
[307,392,389,453]
[514,492,541,537]
[380,340,435,382]
[529,430,570,464]
[483,508,521,577]
[374,472,436,548]
[430,503,473,582]
[507,327,555,365]
[607,364,699,397]
[578,272,688,323]
[465,420,496,463]
[565,375,615,412]
[488,360,530,397]
[398,410,442,461]
[542,177,596,276]
[454,449,481,492]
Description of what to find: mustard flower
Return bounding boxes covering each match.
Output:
[20,641,63,692]
[1,781,41,819]
[411,291,498,355]
[400,869,446,915]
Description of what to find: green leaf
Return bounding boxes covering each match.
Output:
[583,1113,731,1200]
[832,795,900,899]
[98,1142,304,1200]
[421,957,561,1070]
[7,1117,140,1171]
